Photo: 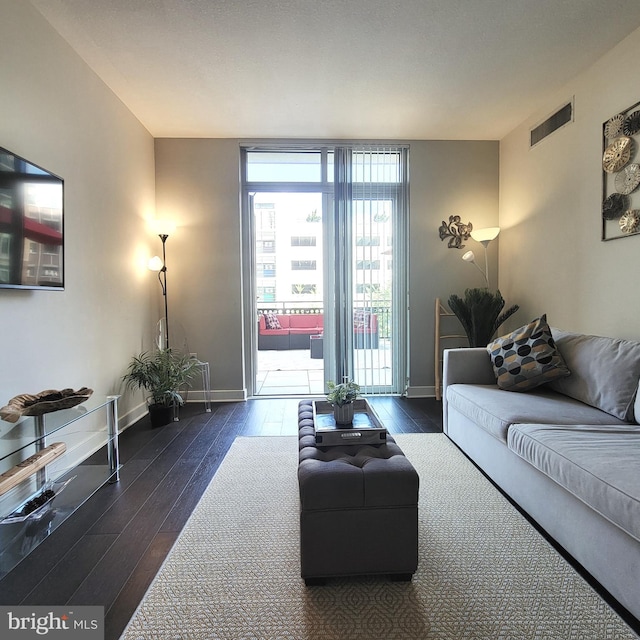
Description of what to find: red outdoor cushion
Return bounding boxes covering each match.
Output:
[261,328,289,336]
[259,314,290,332]
[289,314,323,329]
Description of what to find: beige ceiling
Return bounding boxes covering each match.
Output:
[30,0,640,140]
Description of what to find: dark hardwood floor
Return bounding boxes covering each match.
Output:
[0,396,443,640]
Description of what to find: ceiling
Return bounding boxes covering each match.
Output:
[30,0,640,140]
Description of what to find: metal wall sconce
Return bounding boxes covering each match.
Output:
[439,215,473,249]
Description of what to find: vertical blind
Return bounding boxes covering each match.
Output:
[333,145,409,395]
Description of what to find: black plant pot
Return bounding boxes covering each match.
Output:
[148,403,173,428]
[333,403,354,426]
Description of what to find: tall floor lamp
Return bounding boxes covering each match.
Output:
[462,226,500,287]
[148,222,175,350]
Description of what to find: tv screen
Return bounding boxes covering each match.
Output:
[0,147,64,290]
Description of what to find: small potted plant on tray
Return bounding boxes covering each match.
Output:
[123,348,200,428]
[326,379,361,425]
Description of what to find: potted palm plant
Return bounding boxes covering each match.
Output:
[448,288,519,347]
[123,348,200,427]
[326,379,361,425]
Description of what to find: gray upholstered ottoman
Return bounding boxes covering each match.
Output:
[297,399,419,584]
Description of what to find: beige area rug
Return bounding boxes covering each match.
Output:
[121,434,638,639]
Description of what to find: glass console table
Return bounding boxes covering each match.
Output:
[0,395,120,578]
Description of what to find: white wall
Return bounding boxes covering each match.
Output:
[155,139,499,398]
[500,25,640,342]
[0,1,157,425]
[408,141,500,395]
[154,138,245,401]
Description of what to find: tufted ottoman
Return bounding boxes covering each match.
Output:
[297,400,419,584]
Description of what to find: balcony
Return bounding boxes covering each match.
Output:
[256,301,392,395]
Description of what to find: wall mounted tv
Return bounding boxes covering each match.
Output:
[0,147,64,290]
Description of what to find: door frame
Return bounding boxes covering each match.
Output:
[240,145,408,398]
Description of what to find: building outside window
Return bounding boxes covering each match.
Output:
[291,260,317,270]
[291,236,317,246]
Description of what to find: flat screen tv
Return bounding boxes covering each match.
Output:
[0,147,64,290]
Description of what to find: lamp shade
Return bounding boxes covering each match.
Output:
[151,219,177,236]
[470,227,500,245]
[462,250,476,263]
[148,255,164,272]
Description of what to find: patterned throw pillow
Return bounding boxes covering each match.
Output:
[263,312,281,330]
[354,310,370,329]
[487,314,570,392]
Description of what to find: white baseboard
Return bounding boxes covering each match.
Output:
[186,388,247,404]
[213,388,247,402]
[405,385,436,398]
[118,401,148,432]
[119,390,248,431]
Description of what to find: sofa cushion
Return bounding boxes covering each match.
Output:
[508,423,640,542]
[487,315,570,392]
[298,414,417,510]
[260,328,289,336]
[289,314,323,329]
[354,313,378,333]
[446,384,629,444]
[550,328,640,423]
[354,310,371,328]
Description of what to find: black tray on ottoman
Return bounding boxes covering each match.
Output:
[312,399,387,447]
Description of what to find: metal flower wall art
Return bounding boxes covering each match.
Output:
[439,215,473,249]
[602,100,640,241]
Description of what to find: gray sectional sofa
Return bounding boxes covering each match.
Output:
[442,328,640,622]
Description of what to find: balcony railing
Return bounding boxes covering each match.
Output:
[257,300,392,339]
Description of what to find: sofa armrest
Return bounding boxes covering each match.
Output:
[442,348,496,434]
[443,348,495,387]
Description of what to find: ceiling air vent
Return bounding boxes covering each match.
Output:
[530,100,573,147]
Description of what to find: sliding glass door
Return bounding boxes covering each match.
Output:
[242,146,408,397]
[252,190,326,396]
[330,146,408,394]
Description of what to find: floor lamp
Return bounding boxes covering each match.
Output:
[148,223,211,416]
[462,226,500,287]
[149,223,175,350]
